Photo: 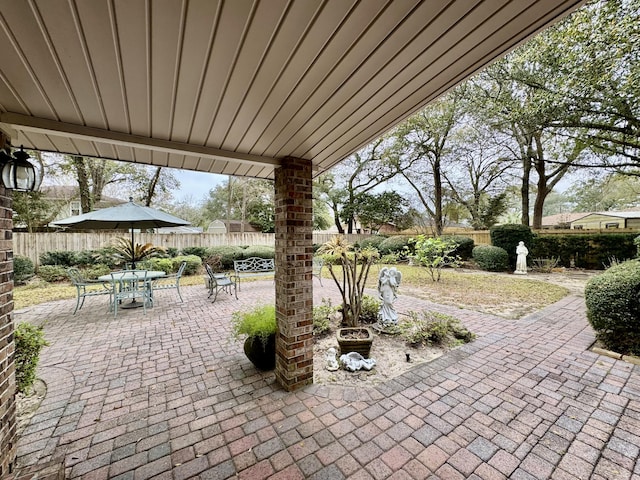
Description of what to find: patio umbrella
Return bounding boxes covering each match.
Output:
[50,197,191,265]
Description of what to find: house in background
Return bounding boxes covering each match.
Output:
[570,211,640,230]
[41,186,125,222]
[207,220,260,233]
[539,212,591,229]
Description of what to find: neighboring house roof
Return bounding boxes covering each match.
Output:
[540,212,591,228]
[156,226,203,234]
[586,211,640,219]
[40,185,125,208]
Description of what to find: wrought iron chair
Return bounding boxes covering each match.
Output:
[151,261,187,303]
[67,267,114,314]
[205,263,237,303]
[111,270,152,317]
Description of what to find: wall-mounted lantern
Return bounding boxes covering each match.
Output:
[0,145,42,192]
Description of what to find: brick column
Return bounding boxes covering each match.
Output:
[0,183,15,476]
[274,157,314,391]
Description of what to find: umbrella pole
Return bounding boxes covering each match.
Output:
[130,226,136,269]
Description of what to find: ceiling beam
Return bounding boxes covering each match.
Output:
[0,113,281,168]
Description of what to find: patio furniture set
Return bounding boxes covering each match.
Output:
[68,261,187,317]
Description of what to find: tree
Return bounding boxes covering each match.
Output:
[390,88,465,235]
[353,191,410,233]
[567,172,640,212]
[12,191,55,232]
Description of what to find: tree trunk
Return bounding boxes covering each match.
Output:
[144,167,162,206]
[72,156,92,213]
[433,159,443,235]
[520,157,531,227]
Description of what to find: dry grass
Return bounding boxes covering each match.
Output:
[15,265,568,318]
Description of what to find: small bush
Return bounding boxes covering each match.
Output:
[378,235,414,255]
[166,247,179,258]
[379,253,400,264]
[359,294,381,324]
[181,246,208,259]
[359,236,388,250]
[40,250,78,267]
[413,236,460,281]
[635,235,640,258]
[472,245,509,272]
[79,263,111,280]
[14,256,35,284]
[399,310,475,347]
[242,245,275,259]
[14,322,48,394]
[312,298,335,336]
[206,246,244,269]
[145,258,174,275]
[585,259,640,355]
[37,265,69,282]
[442,235,475,260]
[171,255,202,275]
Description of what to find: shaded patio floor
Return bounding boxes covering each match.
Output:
[12,278,640,479]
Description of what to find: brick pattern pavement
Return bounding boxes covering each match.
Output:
[11,279,640,479]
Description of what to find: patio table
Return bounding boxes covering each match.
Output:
[99,270,166,309]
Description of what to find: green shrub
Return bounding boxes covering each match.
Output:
[413,236,461,281]
[206,246,244,269]
[378,235,414,255]
[359,294,381,324]
[166,247,179,258]
[585,259,640,355]
[231,305,277,346]
[359,236,388,250]
[181,246,208,258]
[399,310,475,347]
[37,265,69,282]
[472,245,509,272]
[79,263,111,280]
[172,255,201,275]
[145,258,174,274]
[242,245,275,259]
[635,235,640,258]
[14,322,48,394]
[379,253,400,264]
[442,235,475,260]
[14,256,35,284]
[490,224,534,268]
[531,233,637,269]
[312,298,335,336]
[40,250,79,266]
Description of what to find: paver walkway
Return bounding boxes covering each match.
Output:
[12,278,640,479]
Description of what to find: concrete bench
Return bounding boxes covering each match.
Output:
[233,257,275,290]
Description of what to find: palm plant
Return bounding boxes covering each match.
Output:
[110,237,165,268]
[317,235,379,327]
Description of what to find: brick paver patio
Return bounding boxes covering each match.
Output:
[11,278,640,479]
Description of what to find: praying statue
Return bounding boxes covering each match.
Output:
[377,267,402,327]
[514,241,529,275]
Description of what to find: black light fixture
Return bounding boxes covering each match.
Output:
[0,145,41,192]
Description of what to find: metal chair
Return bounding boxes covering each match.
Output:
[151,261,187,303]
[205,263,237,303]
[111,270,152,317]
[67,267,114,314]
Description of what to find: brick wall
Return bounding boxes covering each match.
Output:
[0,184,15,476]
[273,157,314,391]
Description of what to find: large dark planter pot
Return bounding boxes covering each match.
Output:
[337,327,374,358]
[243,334,276,370]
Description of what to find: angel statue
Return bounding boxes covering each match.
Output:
[377,266,402,327]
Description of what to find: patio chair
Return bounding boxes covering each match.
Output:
[205,263,237,303]
[67,267,114,314]
[111,270,152,317]
[151,260,187,303]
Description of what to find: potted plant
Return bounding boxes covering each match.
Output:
[231,304,277,370]
[317,235,379,357]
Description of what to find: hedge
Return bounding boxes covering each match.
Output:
[531,233,637,269]
[442,235,474,260]
[378,235,414,255]
[490,224,534,268]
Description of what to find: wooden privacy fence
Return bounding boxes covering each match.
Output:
[13,232,372,266]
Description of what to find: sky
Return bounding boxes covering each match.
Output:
[172,170,226,202]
